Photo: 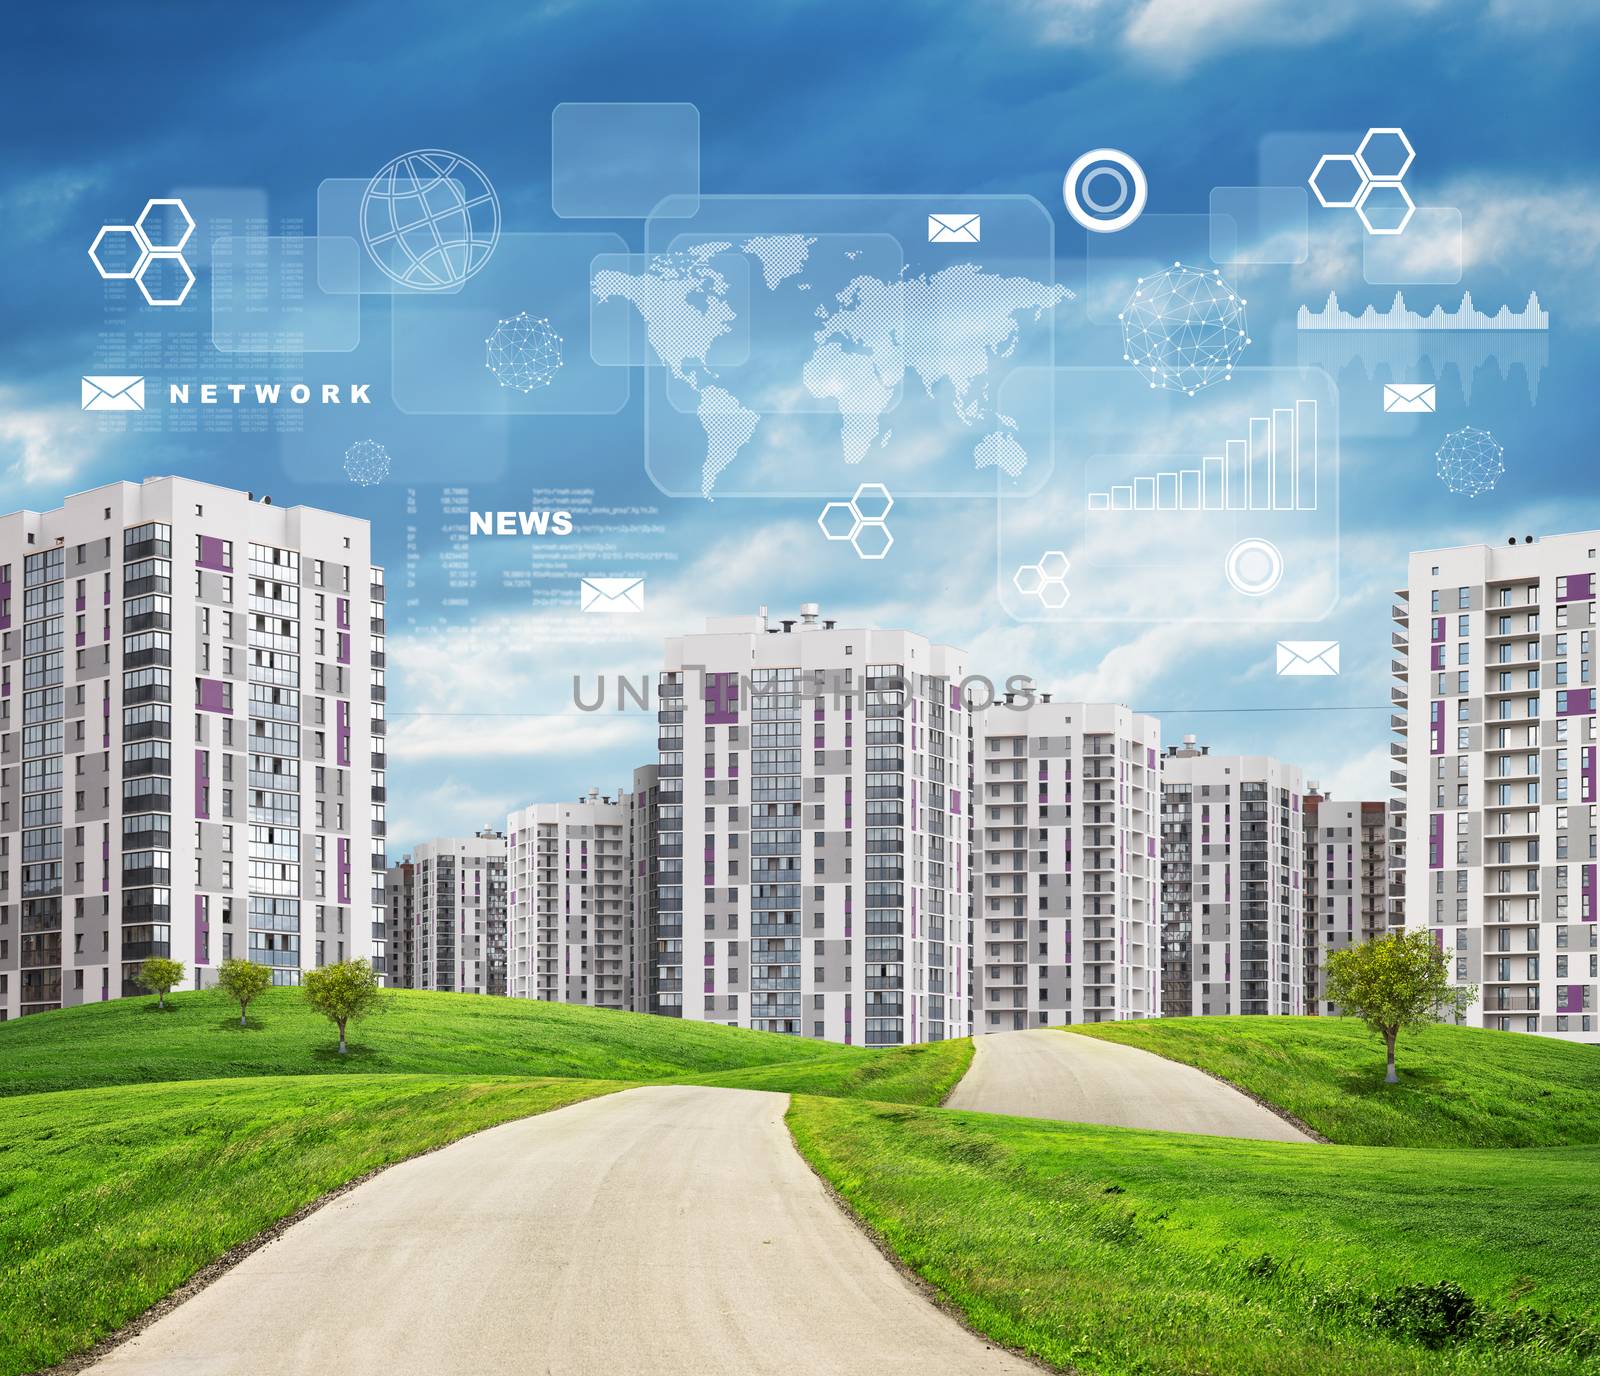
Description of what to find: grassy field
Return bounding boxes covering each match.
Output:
[1065,1017,1600,1148]
[0,1074,622,1376]
[694,1036,972,1105]
[0,986,864,1097]
[790,1096,1600,1376]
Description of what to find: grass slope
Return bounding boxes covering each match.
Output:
[0,987,866,1098]
[790,1097,1600,1376]
[0,1074,621,1376]
[1065,1017,1600,1148]
[695,1036,972,1105]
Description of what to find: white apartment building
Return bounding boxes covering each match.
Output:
[386,829,507,994]
[0,477,384,1019]
[1398,533,1600,1040]
[973,698,1161,1029]
[656,604,970,1045]
[1160,738,1307,1017]
[506,790,631,1007]
[1304,793,1390,1013]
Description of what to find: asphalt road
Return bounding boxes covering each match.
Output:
[90,1084,1034,1376]
[945,1028,1314,1142]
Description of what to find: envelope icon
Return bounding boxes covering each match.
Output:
[581,576,644,614]
[1276,640,1340,676]
[82,375,144,411]
[928,213,980,244]
[1383,383,1435,413]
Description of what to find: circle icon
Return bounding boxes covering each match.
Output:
[1224,538,1283,597]
[1063,148,1148,234]
[361,150,501,291]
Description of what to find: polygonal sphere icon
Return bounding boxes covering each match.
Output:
[851,522,893,560]
[1356,180,1415,236]
[1354,128,1415,182]
[88,225,148,280]
[1013,564,1045,596]
[135,198,195,253]
[1308,154,1366,209]
[1037,550,1070,582]
[818,502,861,541]
[850,483,893,523]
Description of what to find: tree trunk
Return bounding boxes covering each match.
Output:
[240,1007,247,1028]
[338,1020,347,1055]
[158,990,165,1011]
[1384,1028,1398,1084]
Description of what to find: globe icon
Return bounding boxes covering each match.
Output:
[360,150,501,290]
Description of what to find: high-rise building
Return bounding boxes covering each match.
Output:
[1303,793,1390,1013]
[506,790,631,1007]
[0,477,384,1020]
[973,698,1161,1029]
[655,604,971,1045]
[1398,534,1599,1040]
[1160,737,1307,1017]
[385,829,507,994]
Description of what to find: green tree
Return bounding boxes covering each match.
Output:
[215,958,273,1028]
[302,958,385,1055]
[136,957,186,1011]
[1324,929,1476,1083]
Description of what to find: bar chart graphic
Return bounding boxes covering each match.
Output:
[1087,399,1319,513]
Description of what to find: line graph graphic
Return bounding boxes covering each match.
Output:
[1087,400,1319,513]
[1296,291,1548,331]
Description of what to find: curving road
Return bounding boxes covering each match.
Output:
[945,1029,1314,1142]
[90,1085,1033,1376]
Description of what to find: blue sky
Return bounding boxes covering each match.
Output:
[4,0,1599,851]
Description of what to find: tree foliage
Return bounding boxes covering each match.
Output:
[216,958,273,1027]
[302,959,385,1054]
[136,957,186,1011]
[1324,930,1476,1083]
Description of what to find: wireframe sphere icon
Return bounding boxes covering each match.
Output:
[486,313,564,392]
[1435,426,1504,497]
[360,150,501,291]
[1120,262,1251,396]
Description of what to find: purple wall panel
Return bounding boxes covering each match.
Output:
[1558,573,1593,604]
[197,677,231,714]
[704,671,739,725]
[196,536,232,572]
[1559,689,1594,717]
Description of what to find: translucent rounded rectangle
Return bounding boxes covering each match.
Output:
[391,231,630,415]
[1083,213,1217,325]
[996,365,1339,624]
[211,236,361,354]
[315,178,471,295]
[1209,187,1309,265]
[634,194,1066,499]
[1363,207,1463,285]
[551,102,700,219]
[171,186,270,269]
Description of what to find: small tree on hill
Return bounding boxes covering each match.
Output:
[303,958,384,1055]
[216,958,273,1028]
[137,957,186,1011]
[1324,930,1476,1084]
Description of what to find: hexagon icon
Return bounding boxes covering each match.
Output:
[1037,550,1070,581]
[88,225,148,280]
[136,252,196,307]
[1038,580,1071,609]
[850,482,893,523]
[818,502,860,541]
[136,198,195,253]
[1356,180,1415,236]
[1013,564,1044,596]
[1354,128,1414,183]
[851,521,893,560]
[1308,155,1367,209]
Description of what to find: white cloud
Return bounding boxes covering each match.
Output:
[0,392,108,488]
[1018,0,1578,72]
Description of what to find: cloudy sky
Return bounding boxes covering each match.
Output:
[5,0,1597,850]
